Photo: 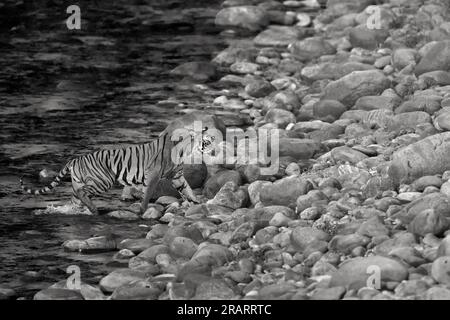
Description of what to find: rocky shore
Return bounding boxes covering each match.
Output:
[7,0,450,300]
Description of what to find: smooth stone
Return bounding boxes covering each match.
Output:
[431,256,450,285]
[99,269,148,293]
[408,209,450,237]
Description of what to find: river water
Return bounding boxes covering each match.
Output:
[0,0,226,298]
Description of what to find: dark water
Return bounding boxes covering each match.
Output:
[0,0,226,298]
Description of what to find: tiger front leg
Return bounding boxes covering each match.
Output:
[139,171,160,215]
[171,173,199,205]
[74,187,98,215]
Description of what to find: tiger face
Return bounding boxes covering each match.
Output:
[198,127,215,154]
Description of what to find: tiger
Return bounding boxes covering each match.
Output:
[20,125,216,215]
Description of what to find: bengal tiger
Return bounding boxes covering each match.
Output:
[20,126,216,215]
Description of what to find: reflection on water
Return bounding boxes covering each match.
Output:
[0,0,224,298]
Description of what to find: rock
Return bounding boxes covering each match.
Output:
[107,210,140,220]
[264,109,296,128]
[260,176,314,208]
[290,226,330,255]
[245,79,275,98]
[437,235,450,257]
[425,286,450,300]
[212,47,257,66]
[325,0,374,17]
[118,239,154,254]
[353,95,400,111]
[310,286,346,300]
[206,181,248,209]
[296,190,328,213]
[254,26,305,47]
[193,279,236,299]
[349,26,389,50]
[415,40,450,75]
[215,6,269,31]
[411,176,443,192]
[313,100,347,123]
[142,207,162,220]
[230,61,259,74]
[328,234,370,255]
[392,48,418,70]
[431,256,450,285]
[357,216,389,238]
[388,247,426,267]
[169,237,198,259]
[387,111,431,132]
[330,256,408,290]
[288,37,335,61]
[258,283,297,299]
[434,110,450,131]
[408,209,450,237]
[420,71,450,86]
[278,138,321,160]
[204,170,242,198]
[34,288,83,300]
[62,236,117,253]
[394,279,430,298]
[330,146,368,165]
[389,132,450,185]
[323,70,391,107]
[393,193,450,225]
[110,280,161,300]
[395,96,441,115]
[99,269,148,293]
[269,212,291,227]
[0,287,16,300]
[170,61,217,82]
[138,244,170,263]
[301,61,374,81]
[248,180,272,204]
[79,284,107,300]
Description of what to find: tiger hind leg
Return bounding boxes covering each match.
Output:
[74,186,98,215]
[171,172,199,204]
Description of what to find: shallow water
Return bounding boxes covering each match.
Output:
[0,0,225,298]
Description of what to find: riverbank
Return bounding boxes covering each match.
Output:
[4,0,450,300]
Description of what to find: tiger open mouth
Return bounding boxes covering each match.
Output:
[199,136,215,154]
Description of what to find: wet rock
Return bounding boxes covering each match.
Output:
[313,100,347,123]
[264,109,296,128]
[170,61,217,82]
[107,210,140,220]
[142,207,162,220]
[245,79,275,98]
[99,269,148,293]
[288,37,335,61]
[389,132,450,184]
[215,6,269,32]
[0,287,16,300]
[310,286,346,300]
[323,70,391,107]
[253,26,305,47]
[431,256,450,285]
[204,170,242,198]
[118,239,154,254]
[291,226,330,255]
[408,209,450,237]
[349,26,389,50]
[260,176,314,207]
[138,244,170,263]
[212,47,257,66]
[63,236,117,253]
[34,288,83,300]
[330,256,408,290]
[415,40,450,75]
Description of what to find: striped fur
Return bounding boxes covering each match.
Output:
[21,128,210,215]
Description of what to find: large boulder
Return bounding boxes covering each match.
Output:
[330,256,408,290]
[322,70,391,107]
[388,132,450,184]
[415,40,450,75]
[260,176,314,208]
